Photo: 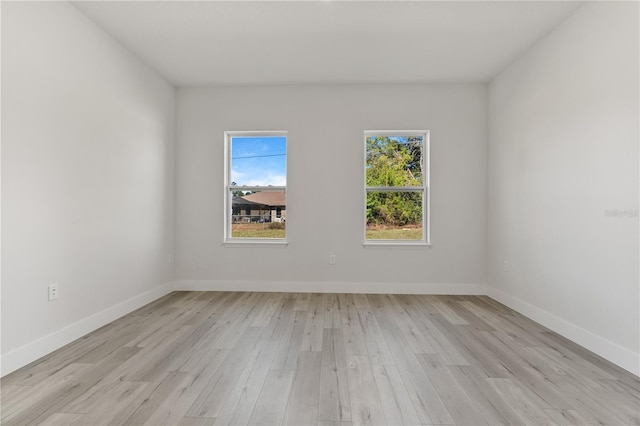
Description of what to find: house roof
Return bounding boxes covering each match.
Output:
[242,191,285,207]
[232,196,268,207]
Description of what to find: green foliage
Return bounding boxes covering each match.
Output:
[367,192,422,227]
[230,181,244,197]
[366,136,423,227]
[366,136,423,187]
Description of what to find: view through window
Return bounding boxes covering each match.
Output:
[365,131,429,243]
[225,132,287,241]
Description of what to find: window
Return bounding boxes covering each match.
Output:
[364,131,429,245]
[224,131,287,243]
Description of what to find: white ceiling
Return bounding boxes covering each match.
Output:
[72,1,582,87]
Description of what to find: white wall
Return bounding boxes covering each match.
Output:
[1,2,175,375]
[176,84,487,293]
[488,2,639,374]
[4,0,634,379]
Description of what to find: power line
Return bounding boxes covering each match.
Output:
[232,153,286,160]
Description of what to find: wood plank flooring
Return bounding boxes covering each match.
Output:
[2,292,639,425]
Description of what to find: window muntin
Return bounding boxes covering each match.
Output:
[225,131,287,242]
[365,131,429,244]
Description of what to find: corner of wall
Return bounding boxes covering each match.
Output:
[486,286,640,376]
[1,282,174,377]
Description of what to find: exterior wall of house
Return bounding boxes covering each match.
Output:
[271,208,285,222]
[232,208,286,222]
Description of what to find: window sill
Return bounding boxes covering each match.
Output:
[363,241,432,249]
[222,240,288,248]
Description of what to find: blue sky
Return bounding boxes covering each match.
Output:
[231,136,287,186]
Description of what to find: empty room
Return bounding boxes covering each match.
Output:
[1,1,638,425]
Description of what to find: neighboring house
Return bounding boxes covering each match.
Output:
[231,196,268,223]
[236,191,286,223]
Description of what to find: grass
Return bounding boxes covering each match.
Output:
[366,224,422,240]
[232,223,286,239]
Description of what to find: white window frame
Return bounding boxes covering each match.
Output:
[363,130,431,247]
[223,130,288,246]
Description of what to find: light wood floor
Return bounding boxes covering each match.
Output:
[2,292,639,425]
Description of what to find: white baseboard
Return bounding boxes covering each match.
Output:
[4,280,636,380]
[486,286,640,377]
[1,282,174,377]
[173,279,487,295]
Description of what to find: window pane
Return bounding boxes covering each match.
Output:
[231,190,286,239]
[366,135,423,187]
[366,191,423,240]
[230,136,286,187]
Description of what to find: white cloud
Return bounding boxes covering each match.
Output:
[244,172,286,187]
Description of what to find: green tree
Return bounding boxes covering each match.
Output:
[230,182,244,197]
[366,136,423,227]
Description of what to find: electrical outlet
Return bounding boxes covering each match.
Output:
[503,261,509,272]
[48,283,59,301]
[329,255,336,265]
